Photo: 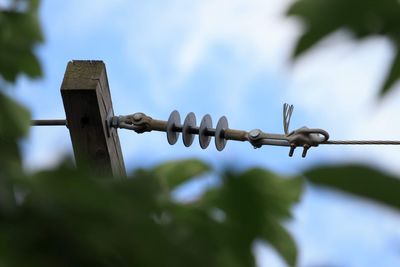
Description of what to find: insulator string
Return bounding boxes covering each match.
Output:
[30,104,400,158]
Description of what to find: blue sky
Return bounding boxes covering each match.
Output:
[6,0,400,266]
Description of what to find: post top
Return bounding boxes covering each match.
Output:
[61,60,107,90]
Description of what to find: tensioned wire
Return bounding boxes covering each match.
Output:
[31,119,400,145]
[323,140,400,145]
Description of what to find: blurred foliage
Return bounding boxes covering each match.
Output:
[287,0,400,96]
[0,1,303,266]
[202,169,302,266]
[0,160,303,267]
[152,159,211,191]
[305,165,400,211]
[0,0,35,178]
[0,0,43,83]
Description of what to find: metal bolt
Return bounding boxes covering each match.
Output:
[133,113,142,122]
[302,144,310,158]
[289,144,296,157]
[110,116,119,128]
[249,129,261,139]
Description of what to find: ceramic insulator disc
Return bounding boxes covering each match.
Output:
[182,112,196,147]
[199,114,212,149]
[167,110,181,145]
[215,116,228,151]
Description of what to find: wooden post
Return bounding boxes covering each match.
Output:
[61,60,126,178]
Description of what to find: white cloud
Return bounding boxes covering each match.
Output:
[116,0,296,109]
[44,0,125,38]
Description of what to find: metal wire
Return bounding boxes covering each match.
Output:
[31,120,67,126]
[29,107,400,157]
[323,140,400,145]
[31,118,400,146]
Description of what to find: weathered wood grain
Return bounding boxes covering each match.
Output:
[61,60,126,178]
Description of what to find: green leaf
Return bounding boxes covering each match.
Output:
[202,168,303,266]
[205,168,303,226]
[260,221,297,267]
[29,0,41,11]
[231,169,303,219]
[152,159,211,190]
[287,0,400,96]
[0,2,43,82]
[0,91,30,139]
[381,46,400,96]
[0,175,18,215]
[0,92,30,174]
[305,164,400,210]
[287,0,345,58]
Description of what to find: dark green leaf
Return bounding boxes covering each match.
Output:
[0,92,30,173]
[381,46,400,96]
[0,91,30,139]
[305,164,400,210]
[153,159,211,190]
[0,174,17,215]
[287,0,400,96]
[202,168,302,266]
[260,220,297,267]
[287,0,347,58]
[0,1,43,82]
[228,169,303,219]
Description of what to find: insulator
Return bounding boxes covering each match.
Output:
[199,114,212,149]
[167,110,181,145]
[182,112,196,147]
[215,116,228,151]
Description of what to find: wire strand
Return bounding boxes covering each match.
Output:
[31,119,67,126]
[323,140,400,145]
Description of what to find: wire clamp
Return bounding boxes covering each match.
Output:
[286,127,329,157]
[116,113,153,133]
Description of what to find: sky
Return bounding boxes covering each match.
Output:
[6,0,400,266]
